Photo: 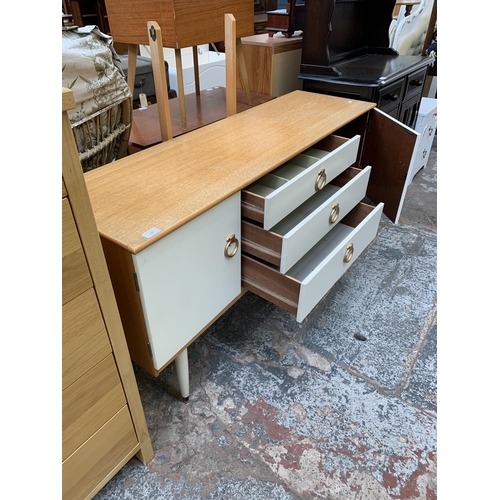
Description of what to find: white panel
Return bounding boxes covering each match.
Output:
[294,203,383,322]
[278,166,372,273]
[408,118,436,183]
[133,193,241,370]
[271,49,303,97]
[263,135,360,229]
[168,52,226,94]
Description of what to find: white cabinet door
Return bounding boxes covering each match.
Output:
[133,193,241,370]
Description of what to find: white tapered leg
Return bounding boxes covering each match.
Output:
[175,348,190,400]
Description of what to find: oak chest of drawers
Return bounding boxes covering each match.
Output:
[62,88,153,499]
[85,90,419,397]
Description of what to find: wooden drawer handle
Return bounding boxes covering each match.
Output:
[329,203,340,224]
[315,169,327,191]
[343,242,354,263]
[224,234,239,258]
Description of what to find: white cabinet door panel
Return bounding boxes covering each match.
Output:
[296,202,383,322]
[278,166,371,273]
[133,193,241,370]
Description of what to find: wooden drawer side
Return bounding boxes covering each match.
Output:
[241,220,283,267]
[62,406,139,500]
[241,189,265,224]
[242,256,301,316]
[62,288,112,390]
[62,354,128,461]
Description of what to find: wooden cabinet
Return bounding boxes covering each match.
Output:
[103,0,254,47]
[85,90,418,397]
[236,33,303,97]
[62,88,153,500]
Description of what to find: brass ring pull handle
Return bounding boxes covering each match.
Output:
[224,234,239,258]
[343,242,354,263]
[329,203,340,224]
[315,169,327,191]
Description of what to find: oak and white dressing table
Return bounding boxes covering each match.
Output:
[85,90,419,398]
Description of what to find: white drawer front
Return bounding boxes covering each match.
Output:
[245,135,360,230]
[294,203,383,322]
[242,202,383,323]
[133,192,241,370]
[275,166,371,273]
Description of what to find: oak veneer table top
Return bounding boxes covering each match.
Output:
[85,90,375,254]
[129,87,275,149]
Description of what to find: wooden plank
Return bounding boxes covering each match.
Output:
[225,14,237,117]
[62,288,112,391]
[148,21,174,140]
[62,407,139,500]
[62,199,93,305]
[62,354,127,461]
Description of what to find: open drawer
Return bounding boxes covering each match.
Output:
[242,202,383,322]
[241,134,361,230]
[242,166,371,274]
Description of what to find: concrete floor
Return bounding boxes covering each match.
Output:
[95,138,437,500]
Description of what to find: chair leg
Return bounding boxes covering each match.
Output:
[126,44,138,97]
[193,46,201,95]
[175,49,188,130]
[236,38,253,106]
[225,13,237,117]
[175,348,190,400]
[147,21,173,141]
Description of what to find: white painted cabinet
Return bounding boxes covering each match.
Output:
[133,192,241,372]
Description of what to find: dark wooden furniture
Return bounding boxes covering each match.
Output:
[67,0,110,33]
[254,0,278,34]
[266,1,306,38]
[298,0,432,129]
